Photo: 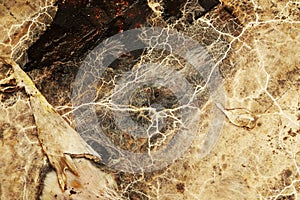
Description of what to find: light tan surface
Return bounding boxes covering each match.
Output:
[0,0,299,199]
[132,1,300,199]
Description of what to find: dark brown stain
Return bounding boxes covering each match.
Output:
[70,189,77,195]
[24,0,152,71]
[282,169,292,179]
[288,128,297,137]
[176,182,185,193]
[222,5,234,16]
[37,165,53,200]
[199,0,220,11]
[276,194,295,200]
[0,122,9,141]
[222,163,227,170]
[162,0,185,21]
[23,0,152,109]
[162,0,220,24]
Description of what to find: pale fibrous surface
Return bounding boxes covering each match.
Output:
[0,0,300,200]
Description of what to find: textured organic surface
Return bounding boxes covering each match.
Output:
[0,0,299,199]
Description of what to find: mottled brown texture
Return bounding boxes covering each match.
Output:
[0,61,46,199]
[0,0,299,199]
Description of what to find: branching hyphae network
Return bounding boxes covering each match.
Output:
[71,27,225,173]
